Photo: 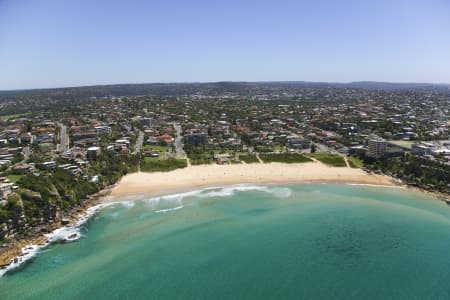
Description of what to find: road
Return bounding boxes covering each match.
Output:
[134,130,144,154]
[57,122,69,153]
[174,124,186,158]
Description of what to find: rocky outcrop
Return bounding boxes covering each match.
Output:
[0,189,60,241]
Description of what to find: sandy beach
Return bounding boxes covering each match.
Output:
[109,162,395,199]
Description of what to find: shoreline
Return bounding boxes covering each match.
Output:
[1,161,447,276]
[106,180,400,204]
[0,184,115,271]
[108,162,396,200]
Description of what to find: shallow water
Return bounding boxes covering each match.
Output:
[1,184,450,299]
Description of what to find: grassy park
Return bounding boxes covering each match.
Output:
[140,158,187,172]
[307,153,347,167]
[259,153,312,164]
[239,154,260,164]
[347,156,364,168]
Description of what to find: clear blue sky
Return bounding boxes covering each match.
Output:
[1,0,449,90]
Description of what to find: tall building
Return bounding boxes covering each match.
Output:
[367,135,387,158]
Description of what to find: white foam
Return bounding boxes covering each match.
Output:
[347,183,403,189]
[155,205,184,213]
[147,189,208,204]
[199,185,292,199]
[0,202,119,277]
[0,244,40,277]
[46,226,81,243]
[146,185,293,205]
[0,184,292,277]
[143,185,292,211]
[142,184,292,214]
[120,201,135,208]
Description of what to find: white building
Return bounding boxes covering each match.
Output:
[0,183,13,200]
[412,142,435,156]
[367,135,387,158]
[95,126,112,136]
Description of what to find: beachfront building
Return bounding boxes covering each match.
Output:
[367,135,387,158]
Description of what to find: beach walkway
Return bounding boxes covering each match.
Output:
[256,154,263,163]
[343,155,351,168]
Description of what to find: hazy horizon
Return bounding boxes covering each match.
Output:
[1,0,449,90]
[1,80,450,93]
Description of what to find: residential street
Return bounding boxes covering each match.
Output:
[134,130,144,154]
[174,123,186,158]
[57,122,69,153]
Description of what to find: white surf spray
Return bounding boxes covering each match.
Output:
[347,183,403,189]
[155,205,184,213]
[144,184,293,213]
[198,185,292,199]
[0,201,130,277]
[0,184,292,277]
[0,244,40,277]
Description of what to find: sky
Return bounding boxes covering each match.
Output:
[0,0,450,90]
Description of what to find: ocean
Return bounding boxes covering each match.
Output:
[1,184,450,299]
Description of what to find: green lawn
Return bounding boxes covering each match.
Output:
[307,153,347,167]
[6,174,22,183]
[142,145,170,159]
[347,156,364,168]
[259,153,312,163]
[255,145,287,153]
[141,158,187,172]
[0,113,30,121]
[190,157,213,165]
[239,155,260,164]
[187,152,214,165]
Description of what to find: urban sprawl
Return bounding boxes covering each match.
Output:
[0,82,449,242]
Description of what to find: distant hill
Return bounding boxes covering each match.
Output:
[346,81,450,90]
[0,81,449,99]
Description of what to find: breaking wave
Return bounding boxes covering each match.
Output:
[1,184,291,277]
[199,185,292,199]
[346,183,403,189]
[144,184,292,212]
[155,205,184,213]
[0,201,124,277]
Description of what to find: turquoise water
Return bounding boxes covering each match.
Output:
[2,184,450,299]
